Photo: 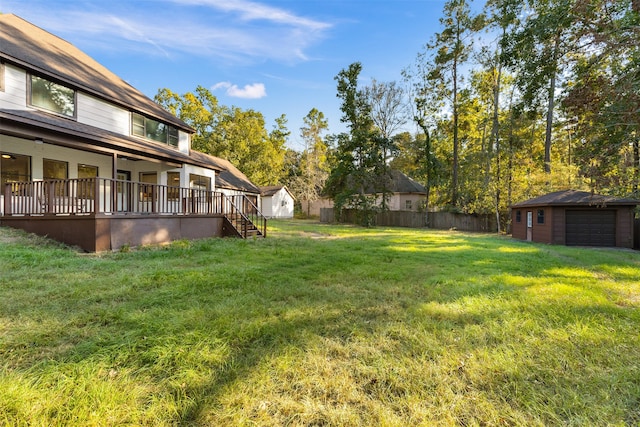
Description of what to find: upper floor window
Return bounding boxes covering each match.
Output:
[30,75,76,117]
[405,200,412,210]
[131,112,179,147]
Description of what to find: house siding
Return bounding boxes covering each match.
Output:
[398,193,425,211]
[262,188,293,218]
[1,64,28,109]
[77,93,130,135]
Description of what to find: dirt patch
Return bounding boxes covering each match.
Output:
[0,227,22,244]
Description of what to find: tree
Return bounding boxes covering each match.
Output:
[155,87,289,186]
[291,108,329,216]
[501,0,578,175]
[155,86,223,153]
[561,0,640,195]
[325,62,387,226]
[362,80,406,209]
[426,0,480,207]
[403,44,448,223]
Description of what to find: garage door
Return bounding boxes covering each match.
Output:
[566,209,616,246]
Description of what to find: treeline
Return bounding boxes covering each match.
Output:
[157,0,639,230]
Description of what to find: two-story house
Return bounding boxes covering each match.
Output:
[0,14,265,251]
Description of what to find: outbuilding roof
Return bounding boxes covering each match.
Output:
[512,190,639,207]
[0,14,192,132]
[259,185,295,199]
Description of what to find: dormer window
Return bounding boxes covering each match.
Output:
[131,112,179,147]
[29,75,76,118]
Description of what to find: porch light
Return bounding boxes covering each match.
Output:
[34,138,44,144]
[1,153,12,159]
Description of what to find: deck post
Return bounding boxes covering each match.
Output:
[3,183,12,215]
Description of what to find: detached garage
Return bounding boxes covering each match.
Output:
[511,190,638,248]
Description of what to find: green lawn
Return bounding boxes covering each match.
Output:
[1,220,639,426]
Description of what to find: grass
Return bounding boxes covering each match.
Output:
[1,220,639,426]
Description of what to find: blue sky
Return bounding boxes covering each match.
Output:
[2,0,458,149]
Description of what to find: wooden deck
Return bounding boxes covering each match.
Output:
[1,178,266,251]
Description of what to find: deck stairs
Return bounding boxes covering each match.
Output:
[222,194,266,238]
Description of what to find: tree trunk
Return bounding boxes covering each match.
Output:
[452,49,459,207]
[634,136,639,195]
[492,55,503,233]
[544,33,561,175]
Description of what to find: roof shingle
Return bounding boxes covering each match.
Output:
[0,14,192,132]
[512,190,639,207]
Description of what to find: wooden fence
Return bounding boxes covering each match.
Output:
[320,208,498,233]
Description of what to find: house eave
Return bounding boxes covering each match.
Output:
[0,109,221,171]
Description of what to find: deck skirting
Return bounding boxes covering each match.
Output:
[1,214,226,251]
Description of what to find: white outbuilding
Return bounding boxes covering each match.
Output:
[259,186,295,219]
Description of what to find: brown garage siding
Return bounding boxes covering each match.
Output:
[534,208,553,244]
[552,207,565,245]
[616,208,634,248]
[511,209,526,240]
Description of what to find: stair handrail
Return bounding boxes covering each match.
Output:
[222,193,267,238]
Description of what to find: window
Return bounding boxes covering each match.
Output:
[537,209,545,224]
[189,174,210,192]
[78,164,98,179]
[77,164,98,198]
[515,210,521,223]
[43,159,68,180]
[405,200,413,210]
[30,75,76,117]
[131,112,179,147]
[167,171,181,200]
[0,61,5,92]
[43,158,68,197]
[139,172,157,201]
[1,153,31,193]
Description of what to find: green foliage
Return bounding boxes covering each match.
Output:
[288,108,330,215]
[155,87,288,186]
[325,63,392,226]
[1,223,640,425]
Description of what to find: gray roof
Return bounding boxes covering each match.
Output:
[512,190,639,207]
[190,153,260,194]
[363,170,426,194]
[259,185,295,199]
[0,14,192,132]
[388,170,427,194]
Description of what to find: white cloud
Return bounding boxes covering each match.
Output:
[171,0,331,31]
[212,82,267,99]
[15,1,332,64]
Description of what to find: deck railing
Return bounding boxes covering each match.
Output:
[2,178,266,236]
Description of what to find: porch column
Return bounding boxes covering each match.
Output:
[112,153,118,180]
[112,153,118,214]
